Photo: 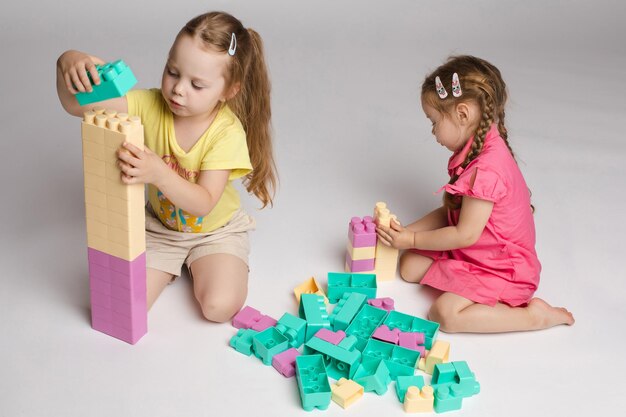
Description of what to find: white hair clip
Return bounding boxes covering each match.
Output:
[452,73,462,97]
[435,76,448,99]
[228,32,237,56]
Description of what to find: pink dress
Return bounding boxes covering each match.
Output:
[417,124,541,307]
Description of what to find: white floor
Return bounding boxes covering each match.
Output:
[2,1,625,416]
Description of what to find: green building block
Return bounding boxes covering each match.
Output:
[275,312,307,348]
[251,327,289,365]
[395,375,425,402]
[362,339,420,379]
[329,292,367,332]
[327,272,377,303]
[299,294,331,341]
[229,328,258,356]
[384,310,440,349]
[75,59,137,106]
[345,304,388,351]
[352,358,391,395]
[304,335,362,380]
[295,354,332,411]
[431,361,480,398]
[434,384,464,413]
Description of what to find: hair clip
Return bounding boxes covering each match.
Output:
[452,73,462,97]
[435,76,448,99]
[228,32,237,56]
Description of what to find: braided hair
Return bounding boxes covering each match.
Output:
[421,56,515,210]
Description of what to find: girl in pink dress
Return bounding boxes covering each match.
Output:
[377,56,574,333]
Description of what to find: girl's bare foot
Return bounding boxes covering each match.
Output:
[528,298,575,329]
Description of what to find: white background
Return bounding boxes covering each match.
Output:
[1,1,625,416]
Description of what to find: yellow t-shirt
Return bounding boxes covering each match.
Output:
[127,89,252,233]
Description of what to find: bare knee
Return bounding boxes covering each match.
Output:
[429,299,460,333]
[399,252,431,283]
[197,294,245,323]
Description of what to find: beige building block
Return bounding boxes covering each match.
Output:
[403,386,434,413]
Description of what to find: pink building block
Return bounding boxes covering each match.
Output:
[232,306,262,329]
[314,328,347,345]
[367,297,395,311]
[372,325,401,344]
[348,217,377,248]
[88,248,147,344]
[398,332,426,356]
[345,253,375,272]
[250,315,278,332]
[272,347,301,378]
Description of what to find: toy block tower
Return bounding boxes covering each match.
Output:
[345,216,376,273]
[373,202,399,281]
[81,108,147,344]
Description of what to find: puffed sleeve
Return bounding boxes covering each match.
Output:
[444,165,508,203]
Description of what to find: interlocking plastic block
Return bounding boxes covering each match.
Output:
[229,328,259,356]
[404,386,435,413]
[398,332,426,357]
[384,310,439,349]
[275,313,307,348]
[76,60,137,106]
[331,378,364,409]
[304,335,361,380]
[425,340,450,374]
[353,358,391,395]
[372,324,401,344]
[251,315,278,332]
[272,347,300,378]
[327,272,377,303]
[251,327,289,366]
[313,328,346,345]
[368,297,395,311]
[431,361,480,399]
[299,294,331,341]
[433,384,464,413]
[294,276,328,303]
[348,216,377,247]
[395,375,425,402]
[347,241,376,260]
[345,304,388,351]
[295,355,332,411]
[329,292,367,332]
[362,339,420,379]
[345,253,376,273]
[232,306,262,329]
[373,202,399,281]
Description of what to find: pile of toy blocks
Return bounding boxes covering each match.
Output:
[229,273,480,413]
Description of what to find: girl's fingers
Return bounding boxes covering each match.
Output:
[69,67,87,93]
[86,61,100,86]
[77,65,94,92]
[64,72,78,95]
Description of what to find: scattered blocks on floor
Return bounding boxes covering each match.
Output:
[327,272,377,303]
[345,304,389,351]
[272,347,300,378]
[304,334,362,380]
[368,297,395,311]
[362,339,420,379]
[329,292,367,332]
[294,276,328,303]
[404,385,435,413]
[331,378,364,409]
[384,310,440,349]
[352,358,391,395]
[295,355,332,411]
[275,313,307,348]
[229,328,258,356]
[313,328,346,345]
[372,324,401,344]
[252,327,289,366]
[395,375,425,402]
[425,340,451,374]
[299,294,331,341]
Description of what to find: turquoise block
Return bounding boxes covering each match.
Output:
[329,292,367,331]
[432,361,480,398]
[275,312,307,348]
[395,375,425,402]
[434,384,464,413]
[327,272,377,303]
[75,60,137,105]
[299,294,331,341]
[252,327,289,365]
[304,335,361,380]
[345,304,389,351]
[229,328,258,356]
[384,310,440,349]
[362,339,420,379]
[353,358,391,395]
[295,354,332,411]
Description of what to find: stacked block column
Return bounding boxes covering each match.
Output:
[82,108,147,344]
[373,202,399,281]
[345,216,376,273]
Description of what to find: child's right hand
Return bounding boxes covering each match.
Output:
[57,50,106,95]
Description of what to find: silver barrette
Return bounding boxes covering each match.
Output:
[228,33,237,56]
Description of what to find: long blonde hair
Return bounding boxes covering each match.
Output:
[180,11,277,208]
[421,55,514,210]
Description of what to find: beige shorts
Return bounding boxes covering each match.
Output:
[145,207,256,277]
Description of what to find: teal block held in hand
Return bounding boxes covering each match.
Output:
[75,60,137,105]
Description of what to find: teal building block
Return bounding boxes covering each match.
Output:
[327,272,377,303]
[75,60,137,106]
[433,384,464,413]
[275,312,307,348]
[352,358,391,395]
[251,327,289,366]
[362,339,420,379]
[229,328,258,356]
[299,294,331,341]
[384,310,440,349]
[345,304,388,351]
[395,375,425,402]
[304,335,361,380]
[431,361,480,398]
[295,354,332,411]
[329,292,367,332]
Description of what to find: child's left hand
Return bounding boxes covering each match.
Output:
[377,218,415,250]
[117,142,169,186]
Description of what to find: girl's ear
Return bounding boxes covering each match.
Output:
[455,102,471,125]
[225,82,241,101]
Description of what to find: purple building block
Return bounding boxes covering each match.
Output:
[368,297,395,312]
[372,325,401,344]
[314,328,346,345]
[272,347,301,378]
[232,306,263,329]
[348,217,377,248]
[345,253,375,272]
[250,315,278,332]
[398,332,426,356]
[88,248,146,344]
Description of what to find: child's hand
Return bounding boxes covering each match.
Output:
[57,50,106,94]
[117,143,169,187]
[377,218,415,250]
